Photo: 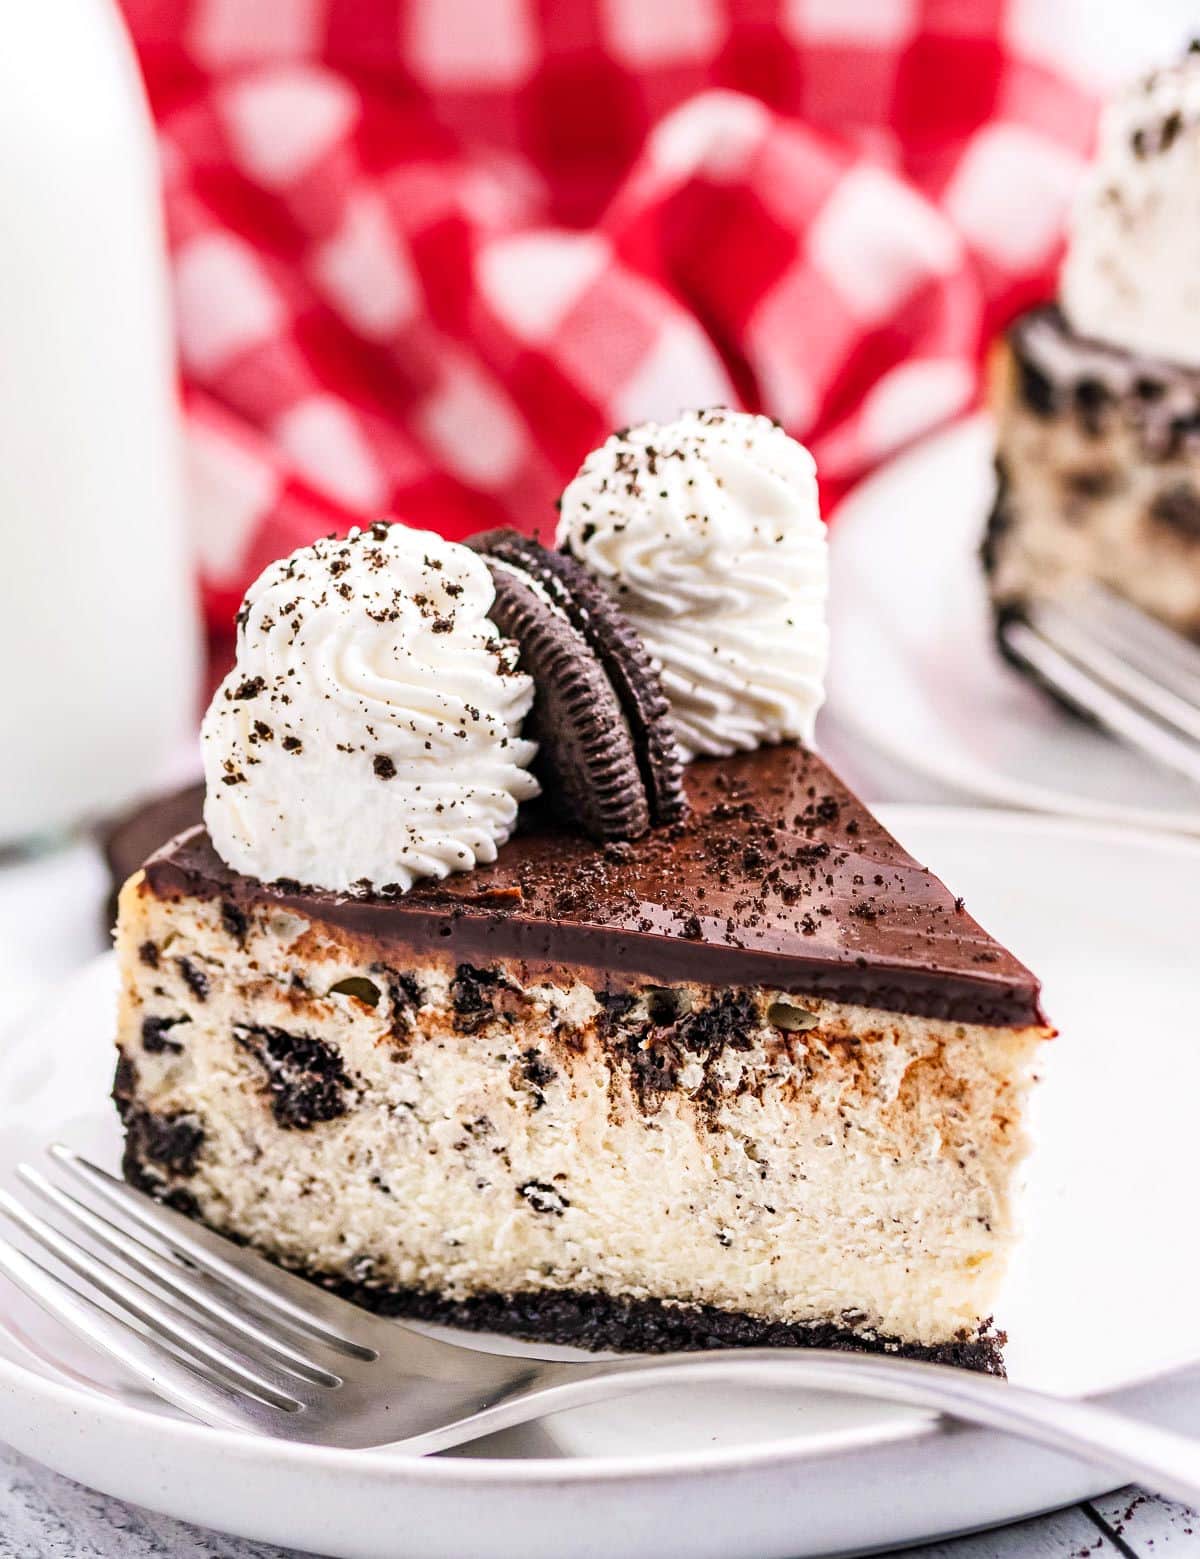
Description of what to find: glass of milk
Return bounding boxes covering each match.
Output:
[0,0,200,849]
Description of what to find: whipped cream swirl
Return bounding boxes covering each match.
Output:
[556,409,827,760]
[202,522,538,894]
[1062,52,1200,367]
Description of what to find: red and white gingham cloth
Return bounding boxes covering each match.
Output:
[120,0,1101,631]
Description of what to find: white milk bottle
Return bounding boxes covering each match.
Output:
[0,0,199,846]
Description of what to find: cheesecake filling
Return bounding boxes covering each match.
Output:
[116,872,1041,1353]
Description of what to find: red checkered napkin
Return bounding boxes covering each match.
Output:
[121,0,1100,630]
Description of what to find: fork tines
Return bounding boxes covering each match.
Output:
[0,1145,374,1436]
[0,1146,552,1451]
[999,582,1200,787]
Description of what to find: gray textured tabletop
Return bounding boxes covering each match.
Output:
[2,718,1197,1558]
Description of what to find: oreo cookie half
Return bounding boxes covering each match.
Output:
[469,530,687,841]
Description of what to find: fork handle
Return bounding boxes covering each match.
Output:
[411,1349,1200,1504]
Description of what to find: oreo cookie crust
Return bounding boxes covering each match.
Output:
[471,529,686,831]
[482,555,651,841]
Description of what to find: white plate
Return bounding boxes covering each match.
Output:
[1,808,1198,1559]
[827,415,1200,833]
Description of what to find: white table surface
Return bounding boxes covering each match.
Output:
[1,712,1197,1558]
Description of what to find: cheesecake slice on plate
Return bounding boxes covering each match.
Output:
[112,412,1051,1375]
[986,304,1200,640]
[986,51,1200,644]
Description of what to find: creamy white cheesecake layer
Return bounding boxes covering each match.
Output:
[988,343,1200,638]
[115,874,1043,1350]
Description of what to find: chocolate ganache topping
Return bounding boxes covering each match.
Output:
[144,744,1045,1028]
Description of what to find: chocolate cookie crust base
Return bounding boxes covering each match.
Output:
[322,1277,1007,1375]
[122,1145,1004,1376]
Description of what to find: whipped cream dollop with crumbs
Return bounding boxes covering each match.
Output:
[202,522,539,894]
[1062,51,1200,367]
[556,409,828,760]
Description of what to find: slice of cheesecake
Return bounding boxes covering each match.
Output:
[114,744,1049,1374]
[985,304,1200,642]
[985,50,1200,650]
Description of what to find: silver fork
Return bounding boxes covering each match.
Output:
[1000,582,1200,786]
[2,1144,1200,1503]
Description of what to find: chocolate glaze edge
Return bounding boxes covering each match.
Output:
[140,746,1046,1029]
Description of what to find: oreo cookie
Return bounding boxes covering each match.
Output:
[469,530,686,841]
